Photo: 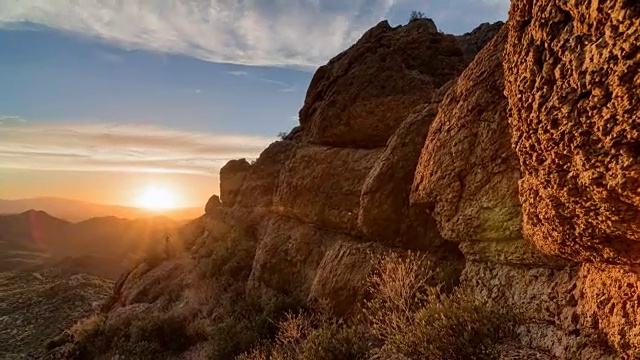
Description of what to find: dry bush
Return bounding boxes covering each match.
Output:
[238,312,368,360]
[364,252,520,360]
[240,251,520,360]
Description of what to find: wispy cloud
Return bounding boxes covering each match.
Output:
[0,0,399,69]
[227,70,296,92]
[0,115,27,125]
[0,119,274,174]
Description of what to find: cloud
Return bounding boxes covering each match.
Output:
[0,0,401,69]
[0,1,509,68]
[0,115,27,125]
[0,119,274,174]
[227,70,296,92]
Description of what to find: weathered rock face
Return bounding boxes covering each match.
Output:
[412,27,521,244]
[578,264,640,358]
[455,21,505,62]
[299,20,470,148]
[230,141,295,216]
[504,0,640,264]
[274,145,381,234]
[358,85,451,250]
[248,215,353,304]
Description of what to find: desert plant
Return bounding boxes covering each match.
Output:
[364,252,520,360]
[409,10,425,21]
[277,131,289,140]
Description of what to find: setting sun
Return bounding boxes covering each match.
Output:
[134,185,179,211]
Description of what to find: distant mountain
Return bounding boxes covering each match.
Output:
[0,197,202,222]
[0,210,192,277]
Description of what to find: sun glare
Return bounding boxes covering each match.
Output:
[134,185,179,211]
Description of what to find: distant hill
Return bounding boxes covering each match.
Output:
[0,197,202,222]
[0,210,195,278]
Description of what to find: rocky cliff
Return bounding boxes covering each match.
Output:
[51,2,640,359]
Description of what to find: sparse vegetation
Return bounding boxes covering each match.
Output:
[239,252,521,360]
[53,246,519,360]
[409,10,426,22]
[277,131,289,140]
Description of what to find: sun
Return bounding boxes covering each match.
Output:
[134,185,179,211]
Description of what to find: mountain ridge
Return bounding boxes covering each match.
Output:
[0,196,202,222]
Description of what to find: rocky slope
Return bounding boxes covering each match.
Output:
[0,269,112,359]
[50,1,640,359]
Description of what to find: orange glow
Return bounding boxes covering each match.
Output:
[133,185,180,211]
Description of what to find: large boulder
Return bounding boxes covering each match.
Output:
[274,145,381,234]
[504,0,640,263]
[247,216,353,304]
[219,159,251,207]
[358,83,452,249]
[230,141,295,214]
[411,27,521,243]
[299,20,470,148]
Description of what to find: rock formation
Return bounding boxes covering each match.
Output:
[52,3,640,359]
[504,0,640,265]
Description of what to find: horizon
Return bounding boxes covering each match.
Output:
[0,0,508,209]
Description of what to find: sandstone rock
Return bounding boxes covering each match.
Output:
[412,27,521,243]
[455,22,504,62]
[504,0,640,263]
[299,20,469,148]
[219,159,251,207]
[578,263,640,358]
[247,215,353,304]
[309,241,463,316]
[274,145,380,234]
[358,84,453,250]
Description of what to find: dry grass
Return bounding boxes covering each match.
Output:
[240,252,520,360]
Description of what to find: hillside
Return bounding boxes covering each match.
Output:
[46,3,640,360]
[0,210,187,278]
[0,270,112,360]
[0,197,201,222]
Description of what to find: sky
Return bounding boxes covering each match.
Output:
[0,0,508,209]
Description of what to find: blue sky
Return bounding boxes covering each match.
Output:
[0,0,508,207]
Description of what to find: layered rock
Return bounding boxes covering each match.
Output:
[504,0,640,264]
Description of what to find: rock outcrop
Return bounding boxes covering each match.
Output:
[299,19,472,149]
[53,4,640,359]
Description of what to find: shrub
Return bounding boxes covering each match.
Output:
[239,251,520,360]
[409,10,426,21]
[238,312,368,360]
[364,253,520,360]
